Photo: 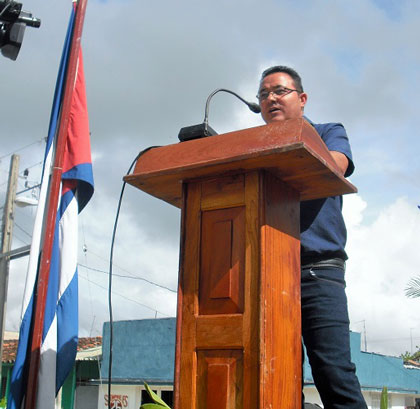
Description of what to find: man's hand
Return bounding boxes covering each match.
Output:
[330,151,349,175]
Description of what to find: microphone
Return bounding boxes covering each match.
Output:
[178,88,261,142]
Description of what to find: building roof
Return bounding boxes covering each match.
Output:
[2,336,102,363]
[2,339,19,363]
[404,359,420,370]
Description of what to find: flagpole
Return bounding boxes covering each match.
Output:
[24,1,88,407]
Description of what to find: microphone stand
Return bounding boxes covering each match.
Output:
[178,88,260,142]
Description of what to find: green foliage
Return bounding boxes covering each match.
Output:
[405,275,420,298]
[0,397,6,409]
[139,382,171,409]
[401,349,420,362]
[380,387,388,409]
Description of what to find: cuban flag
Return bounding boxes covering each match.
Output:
[8,4,93,409]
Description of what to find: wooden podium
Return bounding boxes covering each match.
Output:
[124,118,356,409]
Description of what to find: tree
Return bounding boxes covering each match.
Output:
[401,349,420,362]
[405,275,420,298]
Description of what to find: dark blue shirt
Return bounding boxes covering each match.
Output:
[300,118,354,263]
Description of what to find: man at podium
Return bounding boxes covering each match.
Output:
[258,66,367,409]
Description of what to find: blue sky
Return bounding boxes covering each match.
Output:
[1,0,419,356]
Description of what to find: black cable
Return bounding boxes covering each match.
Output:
[107,145,160,400]
[0,1,11,19]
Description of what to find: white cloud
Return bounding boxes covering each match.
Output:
[344,194,420,356]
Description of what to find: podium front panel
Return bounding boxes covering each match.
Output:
[174,170,301,409]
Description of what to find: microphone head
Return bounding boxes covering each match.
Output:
[248,102,261,114]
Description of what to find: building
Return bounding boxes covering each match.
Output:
[2,320,420,408]
[95,318,420,409]
[1,334,101,409]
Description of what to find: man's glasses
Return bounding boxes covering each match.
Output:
[257,86,298,101]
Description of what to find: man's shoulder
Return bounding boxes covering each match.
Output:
[304,116,354,176]
[304,117,346,137]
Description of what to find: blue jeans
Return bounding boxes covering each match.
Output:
[301,266,367,409]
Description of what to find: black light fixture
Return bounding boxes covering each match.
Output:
[0,0,41,61]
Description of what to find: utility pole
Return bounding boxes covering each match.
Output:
[363,320,367,352]
[410,328,414,355]
[0,154,20,378]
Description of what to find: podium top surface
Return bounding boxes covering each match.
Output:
[124,118,357,208]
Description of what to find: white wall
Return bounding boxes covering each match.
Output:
[97,384,173,409]
[75,385,99,409]
[303,387,417,409]
[98,384,136,409]
[304,387,323,406]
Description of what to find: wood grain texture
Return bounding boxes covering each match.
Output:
[176,181,201,409]
[199,207,245,315]
[201,174,245,210]
[242,171,261,409]
[259,172,301,409]
[196,315,243,348]
[124,118,356,207]
[172,184,187,409]
[174,171,302,409]
[197,350,243,409]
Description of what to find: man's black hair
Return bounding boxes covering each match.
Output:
[260,65,304,93]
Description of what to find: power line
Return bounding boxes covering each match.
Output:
[78,273,172,317]
[0,138,45,161]
[80,244,177,290]
[18,161,43,175]
[78,263,177,293]
[14,222,32,239]
[1,162,43,190]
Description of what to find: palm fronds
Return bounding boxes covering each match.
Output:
[405,275,420,298]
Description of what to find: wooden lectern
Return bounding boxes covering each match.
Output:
[124,118,356,409]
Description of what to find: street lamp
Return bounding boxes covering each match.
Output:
[15,195,38,207]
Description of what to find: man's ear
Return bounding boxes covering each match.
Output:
[300,92,308,110]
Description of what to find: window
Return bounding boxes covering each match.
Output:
[140,386,173,407]
[141,389,157,404]
[161,390,173,407]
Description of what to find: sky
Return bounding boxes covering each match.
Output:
[1,0,420,358]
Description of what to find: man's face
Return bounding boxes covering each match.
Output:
[258,72,307,124]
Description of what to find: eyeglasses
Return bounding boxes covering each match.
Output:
[257,86,298,101]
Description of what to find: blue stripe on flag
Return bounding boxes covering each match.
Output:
[7,294,34,409]
[62,163,94,212]
[56,272,78,390]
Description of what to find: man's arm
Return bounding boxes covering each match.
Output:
[330,151,349,175]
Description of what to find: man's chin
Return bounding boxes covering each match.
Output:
[267,112,286,123]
